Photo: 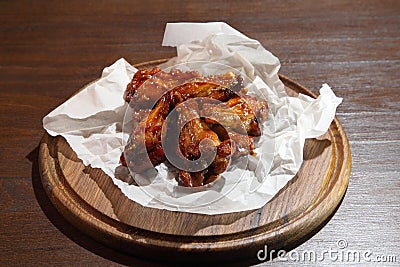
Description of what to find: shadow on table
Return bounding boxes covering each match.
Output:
[28,141,345,267]
[28,145,167,267]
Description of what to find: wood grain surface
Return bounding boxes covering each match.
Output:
[38,64,351,263]
[1,0,399,266]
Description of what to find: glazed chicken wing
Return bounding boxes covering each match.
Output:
[209,124,255,158]
[159,101,232,187]
[124,67,244,108]
[203,95,268,136]
[123,90,182,172]
[125,68,202,108]
[176,105,232,186]
[178,139,231,187]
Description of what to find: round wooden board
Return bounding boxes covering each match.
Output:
[39,59,351,263]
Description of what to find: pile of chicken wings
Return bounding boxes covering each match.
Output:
[120,68,268,187]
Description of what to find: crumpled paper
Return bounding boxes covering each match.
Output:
[43,22,342,214]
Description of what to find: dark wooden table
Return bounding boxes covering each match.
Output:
[1,1,399,266]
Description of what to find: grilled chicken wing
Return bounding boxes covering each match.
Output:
[162,102,231,187]
[124,68,243,108]
[123,90,182,172]
[178,140,231,187]
[125,68,202,108]
[159,101,233,187]
[209,124,255,158]
[203,95,268,136]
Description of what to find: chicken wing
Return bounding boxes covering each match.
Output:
[123,90,183,172]
[124,68,244,108]
[177,140,232,187]
[203,95,268,136]
[173,102,232,187]
[209,124,255,158]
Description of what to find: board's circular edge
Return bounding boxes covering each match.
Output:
[38,60,351,262]
[38,123,350,262]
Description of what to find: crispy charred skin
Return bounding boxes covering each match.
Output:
[200,71,245,93]
[241,95,269,123]
[209,124,255,158]
[124,67,161,104]
[176,102,221,159]
[123,90,182,172]
[203,95,268,136]
[125,68,202,108]
[174,81,237,102]
[177,140,232,187]
[176,105,232,187]
[124,68,243,107]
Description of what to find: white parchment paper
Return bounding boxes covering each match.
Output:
[43,22,342,214]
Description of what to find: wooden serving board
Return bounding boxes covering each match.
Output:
[39,59,351,263]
